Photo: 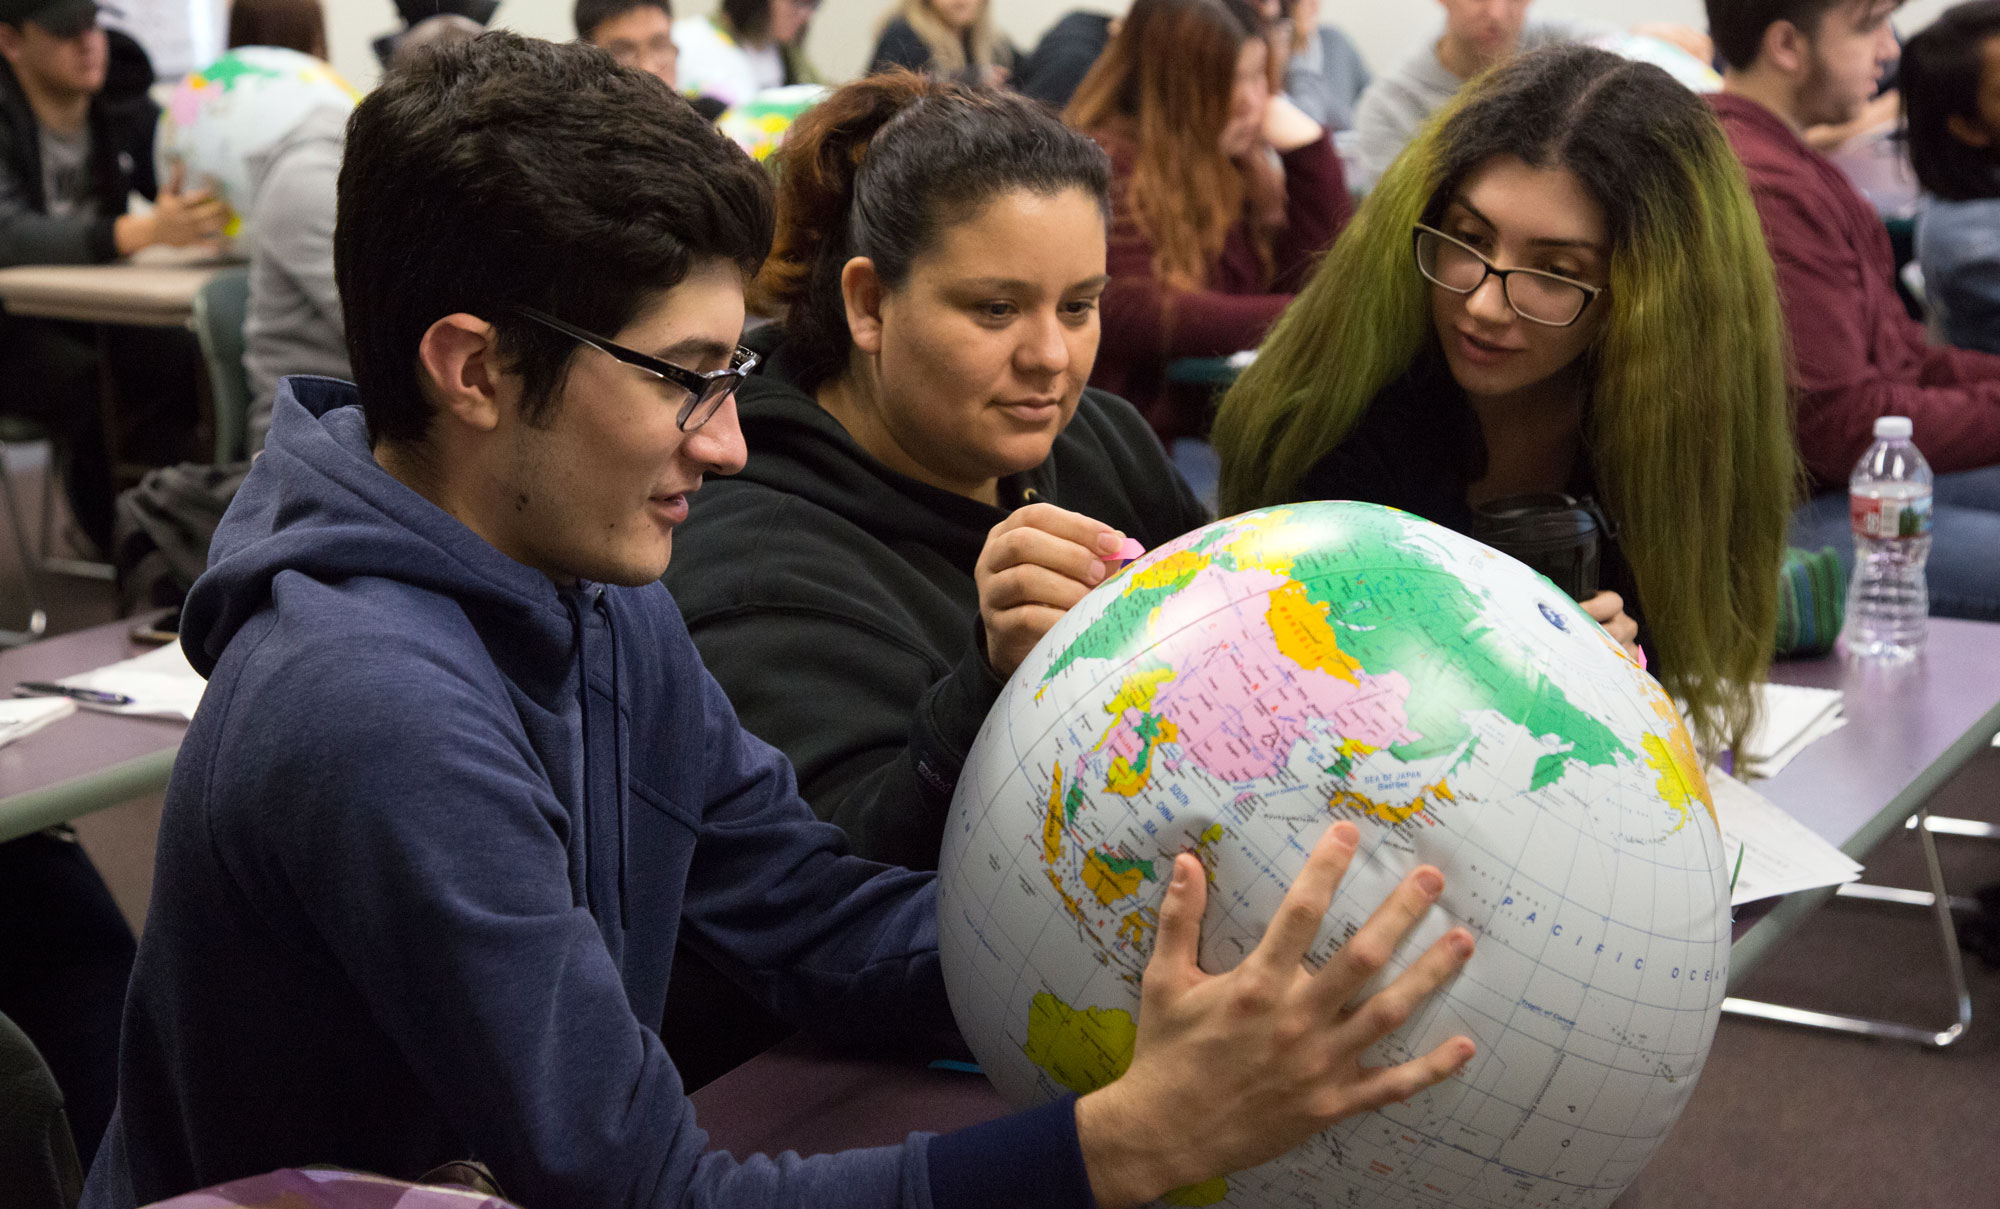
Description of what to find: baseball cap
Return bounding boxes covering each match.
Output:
[0,0,116,39]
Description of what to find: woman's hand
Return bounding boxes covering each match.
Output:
[1075,822,1477,1209]
[975,503,1125,679]
[1582,590,1643,666]
[1262,92,1325,154]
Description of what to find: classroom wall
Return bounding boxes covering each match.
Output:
[326,0,1962,96]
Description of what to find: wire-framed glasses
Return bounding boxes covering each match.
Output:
[1412,224,1604,328]
[509,306,759,432]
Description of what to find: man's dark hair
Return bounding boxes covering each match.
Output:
[1707,0,1882,71]
[574,0,670,42]
[334,31,773,446]
[1903,0,2000,200]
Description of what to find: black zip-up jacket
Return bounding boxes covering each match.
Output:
[665,339,1210,869]
[0,33,157,268]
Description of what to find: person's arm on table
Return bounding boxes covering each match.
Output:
[110,166,229,258]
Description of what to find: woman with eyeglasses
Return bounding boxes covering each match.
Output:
[663,72,1208,869]
[1212,45,1797,755]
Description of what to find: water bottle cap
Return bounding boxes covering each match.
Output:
[1874,416,1914,440]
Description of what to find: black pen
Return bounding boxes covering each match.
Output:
[15,682,134,707]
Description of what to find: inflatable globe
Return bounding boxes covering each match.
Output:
[717,84,828,163]
[157,47,359,246]
[939,502,1728,1209]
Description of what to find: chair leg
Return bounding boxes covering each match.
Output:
[0,441,50,645]
[1721,805,1972,1048]
[31,438,114,582]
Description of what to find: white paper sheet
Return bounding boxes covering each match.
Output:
[1740,682,1846,779]
[0,696,76,747]
[1710,768,1864,906]
[56,641,206,721]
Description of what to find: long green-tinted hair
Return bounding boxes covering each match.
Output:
[1212,45,1800,754]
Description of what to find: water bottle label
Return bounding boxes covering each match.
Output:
[1850,492,1934,539]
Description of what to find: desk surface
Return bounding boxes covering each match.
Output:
[1728,618,2000,978]
[0,616,186,844]
[690,1040,1008,1158]
[0,260,225,327]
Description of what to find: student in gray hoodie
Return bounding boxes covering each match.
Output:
[242,102,349,455]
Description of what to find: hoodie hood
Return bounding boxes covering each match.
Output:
[244,102,348,207]
[182,376,570,679]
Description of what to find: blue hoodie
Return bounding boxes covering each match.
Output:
[82,378,1093,1209]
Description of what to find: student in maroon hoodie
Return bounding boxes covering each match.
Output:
[1065,0,1350,444]
[1708,0,2000,619]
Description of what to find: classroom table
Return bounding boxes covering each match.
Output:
[692,621,2000,1155]
[0,261,221,328]
[0,613,184,845]
[0,257,228,497]
[1722,617,2000,1045]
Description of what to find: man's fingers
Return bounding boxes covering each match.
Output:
[1145,853,1206,988]
[167,162,185,195]
[1343,1035,1477,1115]
[1251,822,1358,975]
[1580,591,1623,624]
[1337,925,1473,1042]
[1310,866,1445,1006]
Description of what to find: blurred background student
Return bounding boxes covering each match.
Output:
[576,0,677,87]
[1213,45,1796,757]
[1906,0,2000,355]
[676,0,820,109]
[226,0,325,58]
[1066,0,1349,445]
[1277,0,1370,132]
[869,0,1012,87]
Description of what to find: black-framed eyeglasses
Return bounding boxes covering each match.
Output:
[1412,224,1604,329]
[509,306,759,432]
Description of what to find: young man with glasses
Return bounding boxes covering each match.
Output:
[576,0,678,88]
[84,32,1477,1209]
[1710,0,2000,620]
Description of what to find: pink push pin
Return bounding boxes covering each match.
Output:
[1107,536,1146,569]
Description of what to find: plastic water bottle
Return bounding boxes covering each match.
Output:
[1841,416,1932,661]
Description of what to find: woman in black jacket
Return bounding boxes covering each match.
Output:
[665,73,1207,869]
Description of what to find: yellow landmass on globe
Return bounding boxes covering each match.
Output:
[1162,1178,1231,1206]
[1099,666,1177,727]
[1082,852,1151,905]
[1131,549,1211,592]
[1021,991,1136,1095]
[1043,763,1066,866]
[1104,715,1178,797]
[1642,733,1712,834]
[1265,579,1362,683]
[1637,681,1716,830]
[1117,908,1155,947]
[1330,777,1453,826]
[1216,507,1302,576]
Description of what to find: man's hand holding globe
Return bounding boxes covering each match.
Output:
[1072,821,1478,1209]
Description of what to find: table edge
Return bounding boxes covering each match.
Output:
[0,745,180,844]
